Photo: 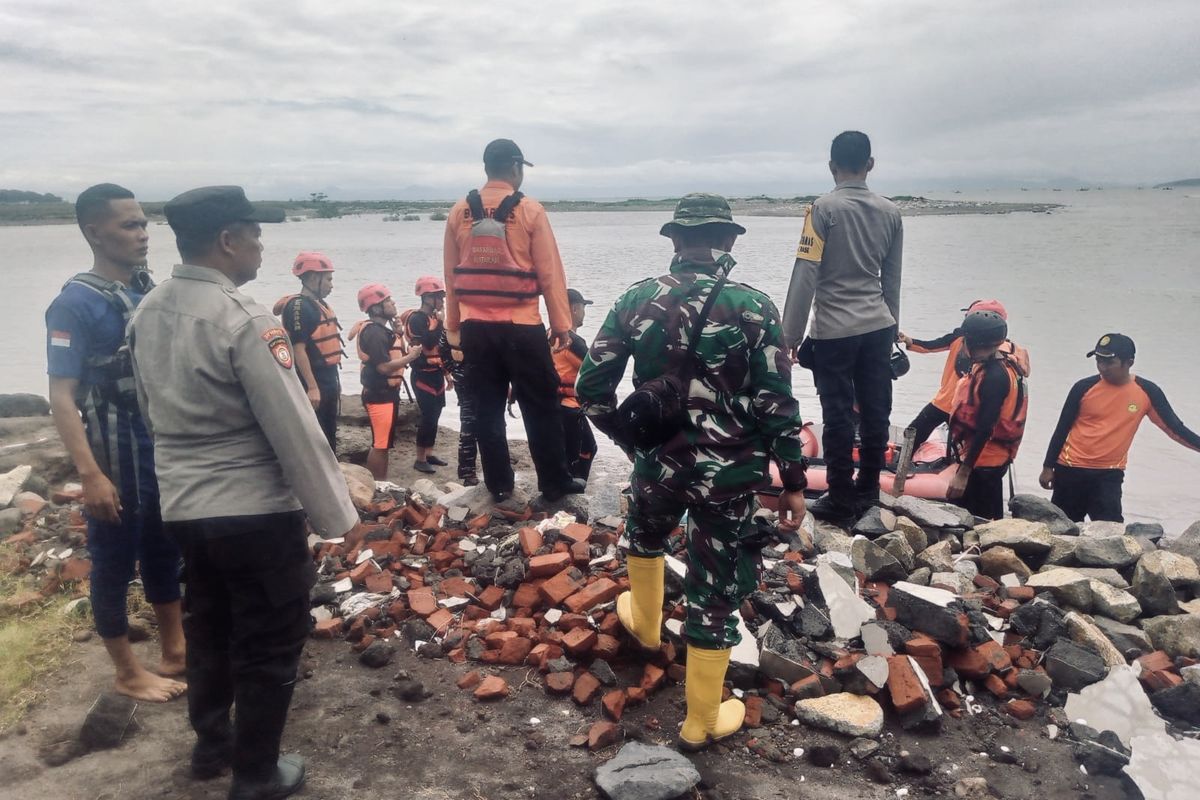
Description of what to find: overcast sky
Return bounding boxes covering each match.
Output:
[2,0,1197,200]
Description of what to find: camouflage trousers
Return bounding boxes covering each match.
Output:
[626,490,760,650]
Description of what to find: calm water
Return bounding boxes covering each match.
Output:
[3,188,1199,530]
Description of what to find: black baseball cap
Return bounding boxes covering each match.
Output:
[483,139,533,169]
[567,288,593,306]
[164,186,285,235]
[1087,333,1136,360]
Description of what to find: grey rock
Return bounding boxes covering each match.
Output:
[875,532,916,572]
[79,693,138,751]
[402,619,436,644]
[1073,738,1130,776]
[1073,567,1130,589]
[813,521,854,555]
[1087,579,1142,624]
[1075,536,1142,568]
[1148,681,1200,725]
[1078,520,1127,538]
[894,516,932,553]
[979,546,1031,580]
[359,640,395,668]
[906,567,932,586]
[1126,522,1164,544]
[930,571,973,595]
[1142,614,1200,659]
[1146,551,1200,588]
[1092,615,1152,655]
[0,393,50,417]
[890,581,967,647]
[1163,521,1200,563]
[590,659,618,687]
[1017,669,1053,697]
[976,518,1054,557]
[310,582,337,607]
[851,537,907,582]
[1043,640,1107,691]
[494,557,527,589]
[0,507,22,537]
[1044,535,1080,566]
[546,656,574,674]
[594,741,701,800]
[916,540,956,573]
[1132,552,1183,615]
[1026,568,1093,610]
[893,495,962,529]
[1009,493,1079,535]
[849,737,880,760]
[853,506,896,539]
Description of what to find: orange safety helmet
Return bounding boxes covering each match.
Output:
[293,251,335,276]
[358,283,392,313]
[414,276,445,296]
[962,298,1007,320]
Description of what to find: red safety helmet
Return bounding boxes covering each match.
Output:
[358,283,393,313]
[293,251,335,277]
[962,298,1007,320]
[414,276,445,296]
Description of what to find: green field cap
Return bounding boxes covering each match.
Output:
[659,192,747,237]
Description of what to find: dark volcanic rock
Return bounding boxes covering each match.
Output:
[1043,640,1106,691]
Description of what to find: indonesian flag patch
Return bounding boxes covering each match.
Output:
[50,330,72,348]
[261,327,293,369]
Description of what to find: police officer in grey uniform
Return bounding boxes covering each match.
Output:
[129,186,359,800]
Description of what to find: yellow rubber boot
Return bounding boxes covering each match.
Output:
[616,555,664,651]
[678,645,745,751]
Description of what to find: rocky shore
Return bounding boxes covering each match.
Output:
[1,392,1197,799]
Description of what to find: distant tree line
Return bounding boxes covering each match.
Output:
[0,189,64,204]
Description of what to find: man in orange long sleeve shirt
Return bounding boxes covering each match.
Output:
[1041,333,1200,522]
[442,139,583,504]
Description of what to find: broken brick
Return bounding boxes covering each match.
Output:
[586,721,620,750]
[540,568,586,605]
[519,527,544,557]
[562,627,598,657]
[427,608,455,633]
[512,583,543,609]
[625,687,647,706]
[602,689,626,721]
[545,672,575,695]
[477,584,505,611]
[364,571,393,594]
[790,674,825,700]
[456,670,482,690]
[640,663,666,693]
[529,552,571,578]
[474,676,509,701]
[560,522,593,544]
[743,695,764,728]
[497,637,534,665]
[983,673,1009,697]
[407,587,438,617]
[563,578,621,614]
[886,655,928,714]
[573,672,602,705]
[1005,699,1037,720]
[592,634,620,661]
[312,618,343,639]
[440,576,473,597]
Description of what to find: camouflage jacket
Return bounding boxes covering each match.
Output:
[576,257,807,503]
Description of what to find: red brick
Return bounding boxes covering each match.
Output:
[429,529,452,551]
[545,671,575,695]
[440,576,473,597]
[497,637,534,665]
[573,672,602,705]
[743,696,764,728]
[58,557,92,582]
[427,608,455,633]
[509,617,537,638]
[586,721,620,750]
[641,663,666,693]
[598,613,621,637]
[512,582,543,609]
[312,618,343,639]
[570,540,591,567]
[1003,586,1036,602]
[973,573,1000,591]
[485,630,518,648]
[407,587,438,617]
[422,508,446,531]
[364,571,393,594]
[429,552,456,569]
[976,640,1013,673]
[350,559,381,584]
[983,673,1009,697]
[936,688,962,711]
[592,634,620,661]
[519,527,544,557]
[1137,651,1174,673]
[562,627,598,657]
[602,689,626,721]
[560,522,593,544]
[886,655,928,714]
[557,613,591,631]
[540,568,586,605]
[346,616,366,642]
[477,584,505,611]
[474,676,509,701]
[625,686,647,705]
[1141,670,1182,691]
[457,670,482,690]
[529,552,572,578]
[948,647,990,679]
[563,578,622,614]
[1005,699,1037,720]
[667,663,686,682]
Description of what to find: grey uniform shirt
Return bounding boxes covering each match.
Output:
[781,180,903,347]
[129,264,357,537]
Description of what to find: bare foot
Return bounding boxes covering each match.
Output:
[115,666,187,702]
[155,651,187,678]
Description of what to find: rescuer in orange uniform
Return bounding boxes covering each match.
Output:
[946,310,1029,519]
[553,288,597,481]
[404,277,452,474]
[442,138,584,503]
[277,252,344,451]
[1040,333,1200,522]
[348,283,420,480]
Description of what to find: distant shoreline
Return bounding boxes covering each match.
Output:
[0,196,1061,227]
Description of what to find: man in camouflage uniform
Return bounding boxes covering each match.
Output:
[576,193,808,750]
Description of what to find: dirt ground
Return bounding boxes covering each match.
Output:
[0,402,1140,800]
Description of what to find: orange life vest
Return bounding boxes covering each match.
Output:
[552,346,584,409]
[348,319,406,389]
[949,354,1028,468]
[450,190,539,307]
[400,309,444,372]
[934,337,1030,413]
[273,294,344,368]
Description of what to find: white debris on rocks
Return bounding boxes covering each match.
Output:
[816,556,875,639]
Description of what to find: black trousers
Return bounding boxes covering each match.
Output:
[908,402,950,451]
[412,371,445,449]
[955,464,1008,520]
[315,379,340,453]
[460,321,572,495]
[167,512,316,783]
[446,358,479,479]
[1051,465,1125,522]
[812,326,895,495]
[560,405,596,481]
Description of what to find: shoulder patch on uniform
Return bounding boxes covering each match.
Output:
[262,326,294,369]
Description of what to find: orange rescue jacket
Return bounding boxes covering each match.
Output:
[949,354,1028,468]
[348,319,406,389]
[273,294,344,368]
